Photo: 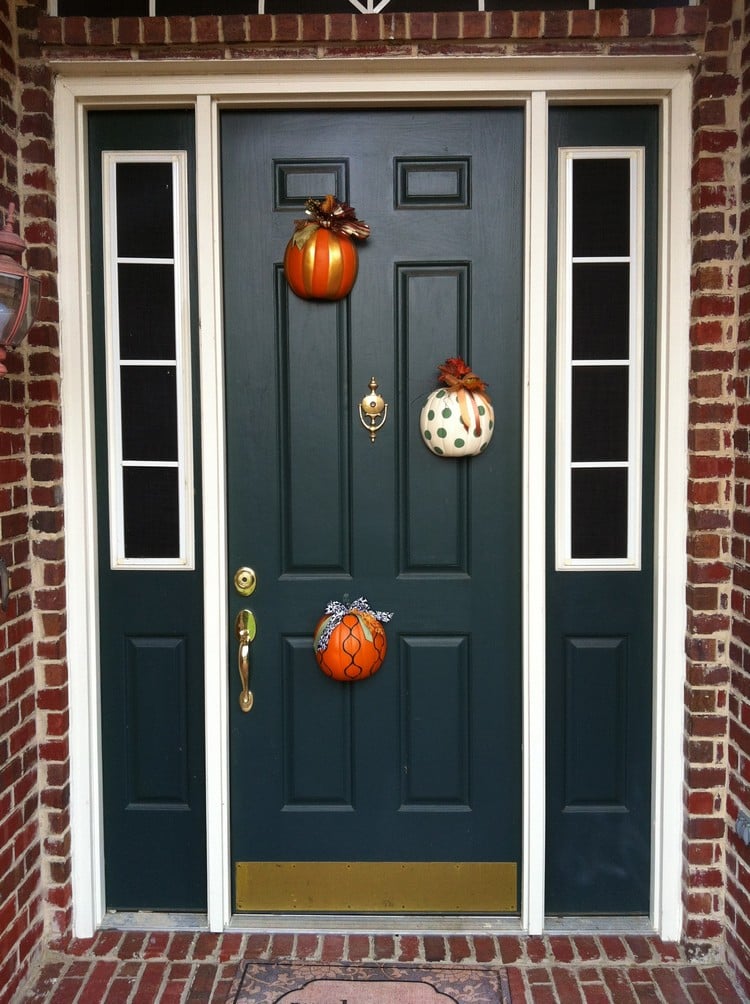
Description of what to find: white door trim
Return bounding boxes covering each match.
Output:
[56,55,693,940]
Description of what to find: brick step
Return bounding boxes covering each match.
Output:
[18,932,746,1003]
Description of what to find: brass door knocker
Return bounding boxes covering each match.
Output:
[358,377,388,444]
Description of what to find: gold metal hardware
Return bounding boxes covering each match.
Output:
[235,609,256,712]
[235,861,517,912]
[234,566,257,597]
[358,376,388,444]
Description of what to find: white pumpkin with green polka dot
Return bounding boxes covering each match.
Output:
[419,387,494,457]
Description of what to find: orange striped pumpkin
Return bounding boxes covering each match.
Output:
[283,227,359,301]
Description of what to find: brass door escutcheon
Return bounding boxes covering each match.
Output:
[234,566,257,596]
[235,608,257,712]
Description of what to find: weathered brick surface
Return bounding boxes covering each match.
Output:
[6,0,750,991]
[36,7,708,61]
[16,932,747,1004]
[679,0,750,987]
[0,4,60,1004]
[723,0,750,995]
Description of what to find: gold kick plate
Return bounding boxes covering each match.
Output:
[235,861,517,913]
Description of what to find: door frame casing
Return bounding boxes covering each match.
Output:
[55,56,693,939]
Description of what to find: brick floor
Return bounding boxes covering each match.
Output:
[16,932,748,1003]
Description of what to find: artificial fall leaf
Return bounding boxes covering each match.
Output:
[437,357,490,396]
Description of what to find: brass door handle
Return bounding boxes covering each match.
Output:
[235,609,257,712]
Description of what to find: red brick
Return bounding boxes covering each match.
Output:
[194,15,219,44]
[397,935,420,962]
[516,11,541,38]
[448,935,471,962]
[191,932,218,960]
[423,936,446,962]
[273,15,300,42]
[474,935,497,963]
[319,935,344,963]
[373,935,395,960]
[597,9,623,37]
[269,933,294,958]
[162,932,192,962]
[295,934,319,960]
[347,934,370,962]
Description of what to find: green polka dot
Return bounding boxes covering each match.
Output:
[489,420,494,430]
[435,390,446,398]
[427,409,435,421]
[442,408,452,418]
[433,446,444,455]
[478,404,486,415]
[437,428,447,439]
[480,442,488,452]
[423,430,432,440]
[454,438,465,449]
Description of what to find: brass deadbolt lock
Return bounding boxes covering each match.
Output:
[234,566,257,597]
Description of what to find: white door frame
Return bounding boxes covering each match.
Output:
[55,55,693,940]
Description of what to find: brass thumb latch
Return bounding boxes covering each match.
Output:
[235,609,256,713]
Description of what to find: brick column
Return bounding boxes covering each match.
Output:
[724,0,750,994]
[0,3,59,1002]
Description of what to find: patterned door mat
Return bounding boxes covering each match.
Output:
[226,962,512,1003]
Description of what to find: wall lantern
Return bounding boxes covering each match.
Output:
[0,202,41,348]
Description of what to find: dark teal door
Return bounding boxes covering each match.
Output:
[222,109,524,912]
[546,106,659,914]
[89,111,206,910]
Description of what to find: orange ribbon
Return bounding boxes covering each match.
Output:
[437,358,491,436]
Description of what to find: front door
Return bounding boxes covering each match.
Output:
[221,109,525,913]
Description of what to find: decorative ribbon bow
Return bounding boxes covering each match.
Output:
[437,357,491,436]
[291,194,371,249]
[314,597,393,653]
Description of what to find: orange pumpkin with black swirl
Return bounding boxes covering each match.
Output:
[314,610,387,682]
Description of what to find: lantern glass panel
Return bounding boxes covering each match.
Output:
[0,272,24,344]
[15,275,42,347]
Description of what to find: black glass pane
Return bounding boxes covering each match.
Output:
[571,365,628,463]
[157,0,262,10]
[118,263,176,361]
[572,158,630,259]
[123,466,180,559]
[120,365,178,462]
[598,0,686,6]
[262,0,352,10]
[116,162,174,260]
[58,1,148,12]
[571,467,628,560]
[487,0,587,7]
[376,0,477,10]
[572,262,630,361]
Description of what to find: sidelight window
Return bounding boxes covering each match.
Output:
[102,152,194,569]
[556,149,644,570]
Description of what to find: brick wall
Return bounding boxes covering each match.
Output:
[9,0,750,990]
[684,0,739,964]
[0,3,60,1003]
[38,7,707,57]
[724,0,750,995]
